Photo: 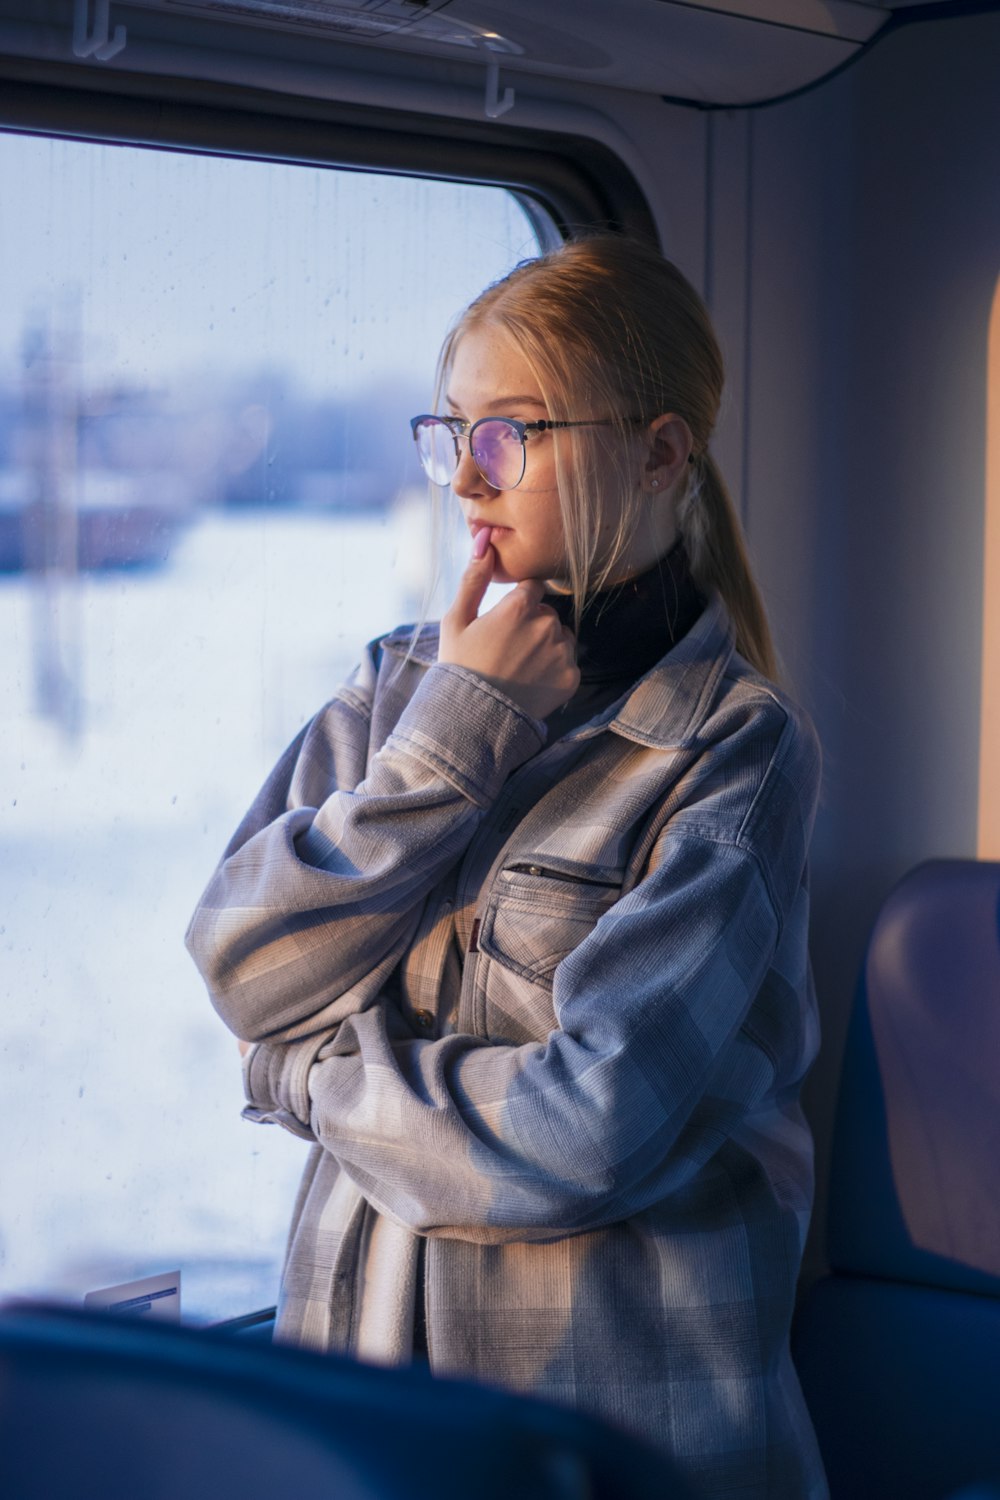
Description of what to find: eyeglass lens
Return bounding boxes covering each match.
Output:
[470,419,525,490]
[415,417,526,490]
[415,419,457,486]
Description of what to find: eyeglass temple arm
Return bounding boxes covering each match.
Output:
[530,417,645,432]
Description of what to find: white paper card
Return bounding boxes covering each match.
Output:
[85,1270,181,1321]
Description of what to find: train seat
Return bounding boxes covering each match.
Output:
[794,858,1000,1500]
[0,1299,685,1500]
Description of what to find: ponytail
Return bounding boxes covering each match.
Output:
[678,453,779,681]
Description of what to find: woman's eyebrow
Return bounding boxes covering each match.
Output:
[444,393,547,412]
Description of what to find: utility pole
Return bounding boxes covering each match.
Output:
[21,299,83,739]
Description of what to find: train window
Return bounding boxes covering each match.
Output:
[0,128,549,1320]
[981,275,1000,859]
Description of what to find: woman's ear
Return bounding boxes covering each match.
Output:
[642,414,694,494]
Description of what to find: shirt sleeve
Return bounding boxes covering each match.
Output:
[185,646,545,1047]
[243,818,798,1240]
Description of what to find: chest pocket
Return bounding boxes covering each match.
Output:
[478,862,622,987]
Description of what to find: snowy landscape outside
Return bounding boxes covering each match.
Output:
[0,133,540,1320]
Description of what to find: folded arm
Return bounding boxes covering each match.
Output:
[239,690,820,1234]
[243,827,791,1233]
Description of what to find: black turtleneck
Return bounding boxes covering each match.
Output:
[540,540,704,739]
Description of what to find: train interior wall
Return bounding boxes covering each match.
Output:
[703,10,1000,1276]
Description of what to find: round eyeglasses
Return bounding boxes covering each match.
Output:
[409,413,636,492]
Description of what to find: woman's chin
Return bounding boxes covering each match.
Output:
[492,562,544,587]
[490,552,566,588]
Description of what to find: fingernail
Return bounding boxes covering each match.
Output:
[472,527,492,560]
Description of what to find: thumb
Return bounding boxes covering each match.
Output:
[513,577,547,610]
[447,530,495,626]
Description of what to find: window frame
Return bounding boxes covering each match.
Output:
[0,58,657,247]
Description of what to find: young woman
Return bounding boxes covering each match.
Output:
[187,234,827,1500]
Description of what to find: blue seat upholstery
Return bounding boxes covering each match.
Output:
[794,859,1000,1500]
[0,1299,687,1500]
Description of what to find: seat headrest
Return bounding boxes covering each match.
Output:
[829,858,1000,1294]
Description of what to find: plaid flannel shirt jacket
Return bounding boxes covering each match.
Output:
[187,594,828,1500]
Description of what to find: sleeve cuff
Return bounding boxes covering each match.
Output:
[241,1036,324,1140]
[386,662,545,806]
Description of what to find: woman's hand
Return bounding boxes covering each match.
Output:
[439,533,579,720]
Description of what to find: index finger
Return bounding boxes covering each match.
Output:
[445,544,496,627]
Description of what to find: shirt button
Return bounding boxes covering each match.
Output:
[414,1009,434,1029]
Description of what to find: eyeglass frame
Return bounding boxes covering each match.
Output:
[409,412,646,491]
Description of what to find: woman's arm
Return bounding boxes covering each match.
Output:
[186,649,546,1047]
[241,709,820,1234]
[187,541,575,1048]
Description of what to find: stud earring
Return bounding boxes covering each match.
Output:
[651,479,659,489]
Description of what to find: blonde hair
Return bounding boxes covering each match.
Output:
[435,233,778,680]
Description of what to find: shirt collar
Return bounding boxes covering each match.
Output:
[604,592,736,749]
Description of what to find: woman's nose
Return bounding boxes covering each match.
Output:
[450,441,496,500]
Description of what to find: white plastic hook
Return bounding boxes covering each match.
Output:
[72,0,127,62]
[484,62,514,120]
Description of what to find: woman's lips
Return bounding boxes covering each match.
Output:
[470,522,512,540]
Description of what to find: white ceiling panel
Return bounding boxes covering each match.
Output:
[127,0,894,103]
